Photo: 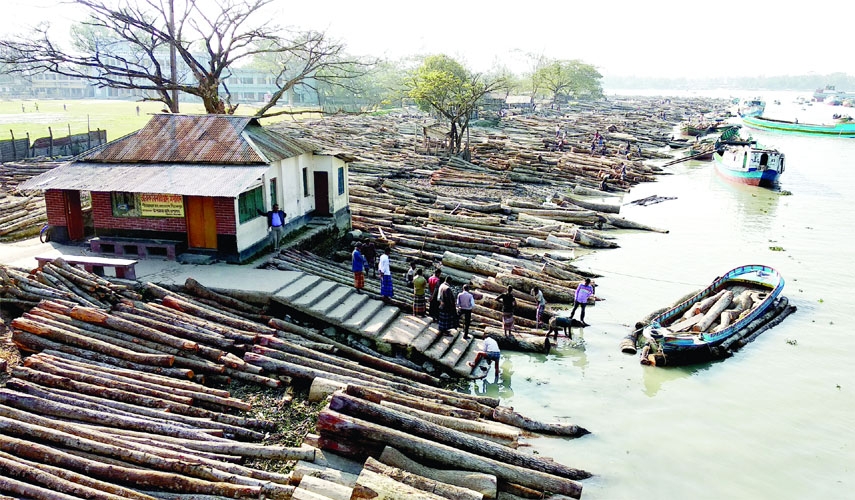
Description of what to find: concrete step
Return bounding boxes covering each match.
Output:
[379,315,433,346]
[311,286,355,315]
[292,280,339,308]
[276,274,323,301]
[439,333,477,370]
[422,329,459,362]
[342,299,386,331]
[410,320,442,353]
[327,293,371,323]
[361,306,400,339]
[454,341,485,376]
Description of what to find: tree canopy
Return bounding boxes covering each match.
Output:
[533,59,603,104]
[0,0,364,116]
[408,54,504,154]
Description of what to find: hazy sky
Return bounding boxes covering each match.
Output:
[2,0,851,79]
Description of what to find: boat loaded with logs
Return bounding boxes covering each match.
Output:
[620,265,796,366]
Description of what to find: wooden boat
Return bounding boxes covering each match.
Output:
[742,115,855,137]
[681,122,711,136]
[642,265,785,365]
[737,98,765,118]
[713,142,785,187]
[687,144,715,161]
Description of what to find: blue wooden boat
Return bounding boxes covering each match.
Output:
[713,142,785,188]
[737,98,765,118]
[642,265,785,365]
[742,115,855,137]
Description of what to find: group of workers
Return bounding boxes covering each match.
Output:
[349,241,601,378]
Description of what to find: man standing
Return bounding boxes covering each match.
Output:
[351,243,366,294]
[257,204,287,251]
[412,268,427,316]
[362,239,377,278]
[569,278,596,327]
[378,248,393,303]
[456,284,475,339]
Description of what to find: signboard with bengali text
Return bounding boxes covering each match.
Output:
[139,193,184,218]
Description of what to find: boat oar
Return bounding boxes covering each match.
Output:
[661,149,717,167]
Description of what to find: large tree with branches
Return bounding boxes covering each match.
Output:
[533,59,604,105]
[408,54,504,155]
[0,0,363,116]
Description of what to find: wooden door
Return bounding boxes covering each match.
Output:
[63,190,84,241]
[185,196,217,249]
[313,172,330,216]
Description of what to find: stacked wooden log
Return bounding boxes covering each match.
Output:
[307,387,590,499]
[0,195,47,241]
[0,159,64,191]
[0,159,66,241]
[2,260,597,499]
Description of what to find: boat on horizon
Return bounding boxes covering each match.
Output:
[742,115,855,137]
[812,85,855,103]
[641,265,785,366]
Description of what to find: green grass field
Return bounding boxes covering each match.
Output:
[0,98,314,144]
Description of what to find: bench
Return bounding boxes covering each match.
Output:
[36,254,138,280]
[89,237,182,260]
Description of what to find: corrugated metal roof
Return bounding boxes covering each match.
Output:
[81,114,315,164]
[19,162,270,197]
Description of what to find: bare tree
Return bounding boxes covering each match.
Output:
[0,0,365,116]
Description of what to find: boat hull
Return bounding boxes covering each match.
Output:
[643,265,785,365]
[743,116,855,137]
[713,153,781,187]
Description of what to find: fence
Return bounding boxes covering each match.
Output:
[0,129,107,161]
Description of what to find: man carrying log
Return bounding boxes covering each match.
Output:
[469,335,501,378]
[351,243,366,294]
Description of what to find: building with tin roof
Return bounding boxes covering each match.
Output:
[20,114,352,263]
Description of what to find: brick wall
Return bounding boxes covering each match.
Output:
[45,190,68,226]
[214,197,236,235]
[91,192,188,232]
[90,192,238,235]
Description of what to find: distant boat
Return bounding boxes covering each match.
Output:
[713,142,785,187]
[642,265,785,366]
[813,85,855,102]
[742,115,855,137]
[737,98,765,117]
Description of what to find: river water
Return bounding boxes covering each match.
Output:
[467,91,855,499]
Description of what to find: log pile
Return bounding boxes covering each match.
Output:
[264,99,719,329]
[1,261,596,498]
[0,159,65,241]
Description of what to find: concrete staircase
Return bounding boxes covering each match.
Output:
[270,270,482,378]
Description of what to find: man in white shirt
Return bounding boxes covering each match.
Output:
[468,335,500,377]
[378,248,393,303]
